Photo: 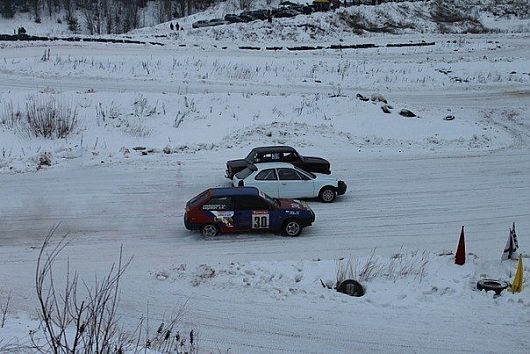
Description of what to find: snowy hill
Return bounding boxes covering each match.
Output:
[0,0,528,41]
[131,0,529,45]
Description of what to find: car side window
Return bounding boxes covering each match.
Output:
[257,153,279,162]
[202,197,232,211]
[234,196,270,210]
[296,170,311,180]
[188,191,209,208]
[283,152,297,162]
[255,169,278,181]
[277,168,302,181]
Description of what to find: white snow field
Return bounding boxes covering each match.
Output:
[1,8,530,354]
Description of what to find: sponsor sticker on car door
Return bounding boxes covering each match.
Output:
[252,211,269,229]
[211,211,235,228]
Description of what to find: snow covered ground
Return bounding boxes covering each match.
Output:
[1,3,530,353]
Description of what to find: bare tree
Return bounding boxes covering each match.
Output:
[64,0,80,32]
[32,0,41,22]
[156,0,173,24]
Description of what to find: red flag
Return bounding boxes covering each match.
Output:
[455,226,466,265]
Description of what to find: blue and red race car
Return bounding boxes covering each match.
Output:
[184,186,315,237]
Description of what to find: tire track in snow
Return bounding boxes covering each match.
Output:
[1,151,529,259]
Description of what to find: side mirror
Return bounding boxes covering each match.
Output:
[238,180,244,187]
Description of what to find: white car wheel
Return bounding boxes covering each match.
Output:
[320,187,336,203]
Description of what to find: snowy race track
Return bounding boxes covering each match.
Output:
[0,39,530,353]
[2,149,530,352]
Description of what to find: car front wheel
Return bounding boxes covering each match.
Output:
[319,187,336,203]
[201,224,218,237]
[282,219,302,237]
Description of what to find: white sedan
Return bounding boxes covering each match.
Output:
[232,162,347,203]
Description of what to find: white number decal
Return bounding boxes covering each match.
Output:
[252,214,269,229]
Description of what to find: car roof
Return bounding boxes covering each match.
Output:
[251,162,300,170]
[250,146,296,154]
[208,186,259,197]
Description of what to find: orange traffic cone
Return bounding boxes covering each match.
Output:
[455,226,466,265]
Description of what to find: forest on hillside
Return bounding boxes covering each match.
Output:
[0,0,220,34]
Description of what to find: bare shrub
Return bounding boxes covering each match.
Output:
[0,339,33,354]
[96,101,121,124]
[387,250,429,282]
[31,226,197,353]
[24,96,79,139]
[133,94,158,118]
[144,321,198,354]
[1,291,11,328]
[1,101,22,129]
[32,225,131,353]
[173,96,198,129]
[122,119,152,137]
[337,249,429,285]
[184,96,196,112]
[336,249,383,285]
[174,111,189,128]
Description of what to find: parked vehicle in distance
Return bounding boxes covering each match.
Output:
[237,14,254,22]
[274,7,301,18]
[241,9,269,21]
[224,14,245,23]
[233,162,346,203]
[192,18,228,28]
[226,146,331,179]
[302,5,313,15]
[207,18,229,26]
[191,20,209,28]
[184,187,315,237]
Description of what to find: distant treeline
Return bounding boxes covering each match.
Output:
[0,0,218,34]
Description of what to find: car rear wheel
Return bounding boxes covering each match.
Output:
[319,187,336,203]
[201,224,218,237]
[283,219,302,237]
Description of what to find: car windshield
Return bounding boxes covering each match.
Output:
[244,149,257,163]
[259,190,279,208]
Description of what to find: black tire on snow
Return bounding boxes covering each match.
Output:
[201,224,219,237]
[336,279,365,297]
[282,219,302,237]
[476,279,509,295]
